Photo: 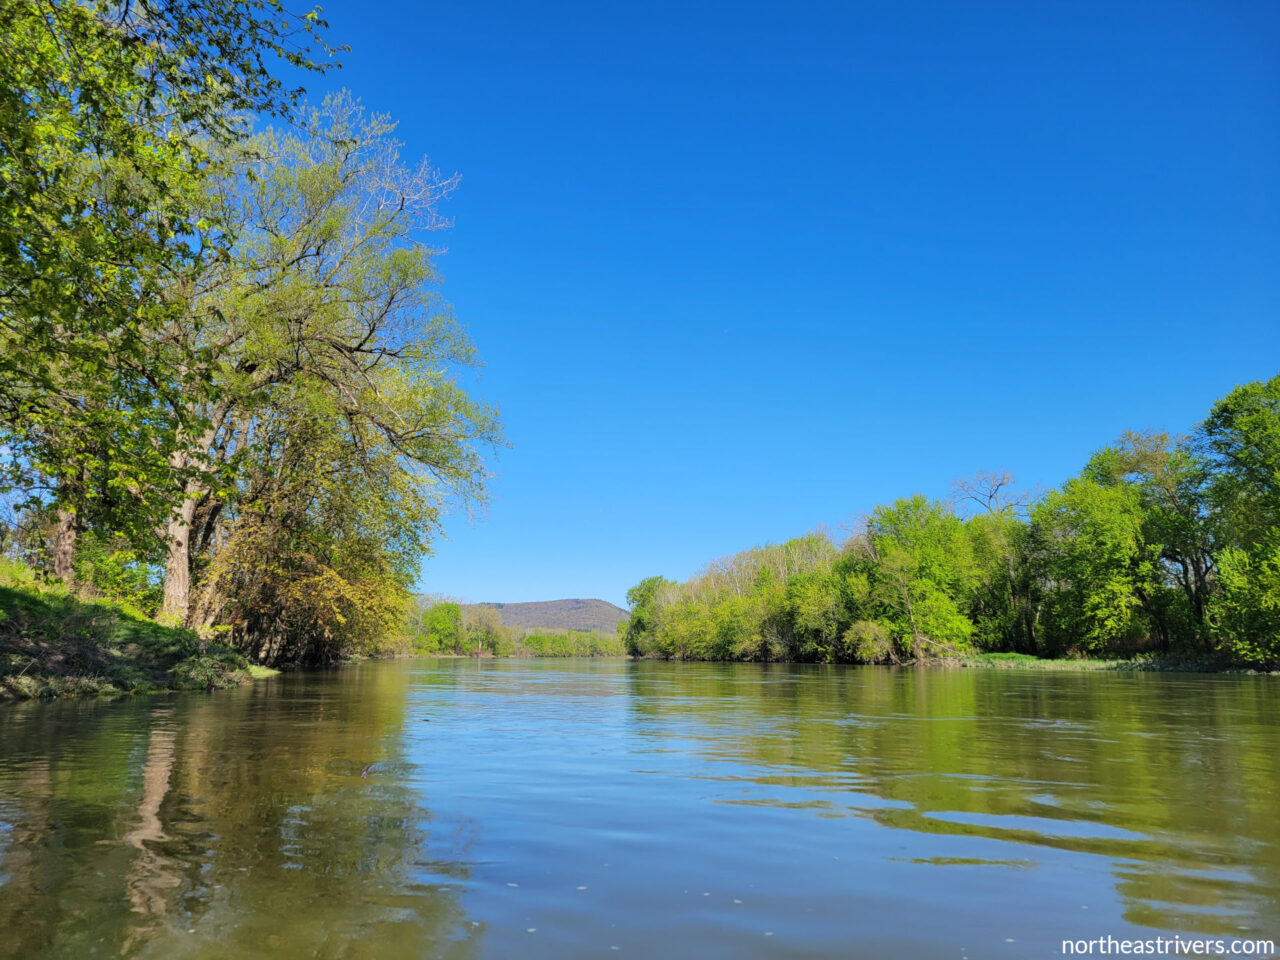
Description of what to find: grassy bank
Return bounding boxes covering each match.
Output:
[0,561,255,700]
[955,652,1279,674]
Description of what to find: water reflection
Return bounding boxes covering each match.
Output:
[624,663,1280,937]
[0,665,481,959]
[1,660,1277,959]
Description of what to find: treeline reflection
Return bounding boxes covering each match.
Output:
[624,663,1280,937]
[0,665,482,959]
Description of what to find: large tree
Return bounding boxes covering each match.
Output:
[150,96,500,642]
[0,0,335,577]
[1083,432,1216,648]
[1201,375,1280,663]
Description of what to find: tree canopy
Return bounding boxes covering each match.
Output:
[623,374,1280,667]
[0,3,501,666]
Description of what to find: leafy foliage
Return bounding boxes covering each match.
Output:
[1202,376,1280,662]
[624,374,1280,666]
[1,7,499,672]
[403,597,625,658]
[0,0,336,558]
[0,560,248,698]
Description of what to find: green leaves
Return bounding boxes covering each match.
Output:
[3,7,498,668]
[1202,375,1280,549]
[1212,542,1280,664]
[1202,375,1280,663]
[157,99,501,659]
[1,0,335,578]
[1031,478,1155,652]
[624,373,1280,667]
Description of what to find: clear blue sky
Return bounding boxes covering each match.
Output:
[302,0,1278,608]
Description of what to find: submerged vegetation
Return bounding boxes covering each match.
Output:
[623,375,1280,669]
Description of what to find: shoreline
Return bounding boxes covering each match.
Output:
[952,653,1279,675]
[5,559,1274,702]
[623,652,1280,675]
[6,650,1276,702]
[0,576,280,701]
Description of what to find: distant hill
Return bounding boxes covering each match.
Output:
[465,599,628,634]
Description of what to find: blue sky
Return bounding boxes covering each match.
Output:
[302,0,1278,608]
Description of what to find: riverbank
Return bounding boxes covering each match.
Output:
[622,650,1279,674]
[955,651,1279,674]
[0,565,262,700]
[6,554,1270,701]
[0,560,632,700]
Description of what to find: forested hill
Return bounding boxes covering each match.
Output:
[466,600,628,633]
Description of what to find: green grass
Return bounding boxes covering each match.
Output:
[966,652,1045,664]
[0,560,257,699]
[957,651,1268,673]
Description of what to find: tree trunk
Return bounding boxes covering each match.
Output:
[51,508,77,584]
[158,495,197,624]
[156,418,220,625]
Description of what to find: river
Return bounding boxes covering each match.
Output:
[0,659,1276,958]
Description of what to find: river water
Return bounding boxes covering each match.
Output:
[0,659,1276,958]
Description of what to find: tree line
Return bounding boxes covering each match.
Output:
[0,2,499,665]
[623,375,1280,667]
[403,599,625,658]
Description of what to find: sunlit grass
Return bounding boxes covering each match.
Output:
[958,651,1262,673]
[0,561,253,699]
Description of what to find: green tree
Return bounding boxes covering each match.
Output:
[1031,476,1161,655]
[951,472,1038,653]
[416,602,464,654]
[622,576,672,656]
[1212,545,1280,664]
[0,0,335,580]
[194,391,439,664]
[1084,432,1216,649]
[146,96,499,627]
[859,496,977,658]
[1200,375,1280,662]
[463,606,503,657]
[1201,375,1280,548]
[784,570,844,661]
